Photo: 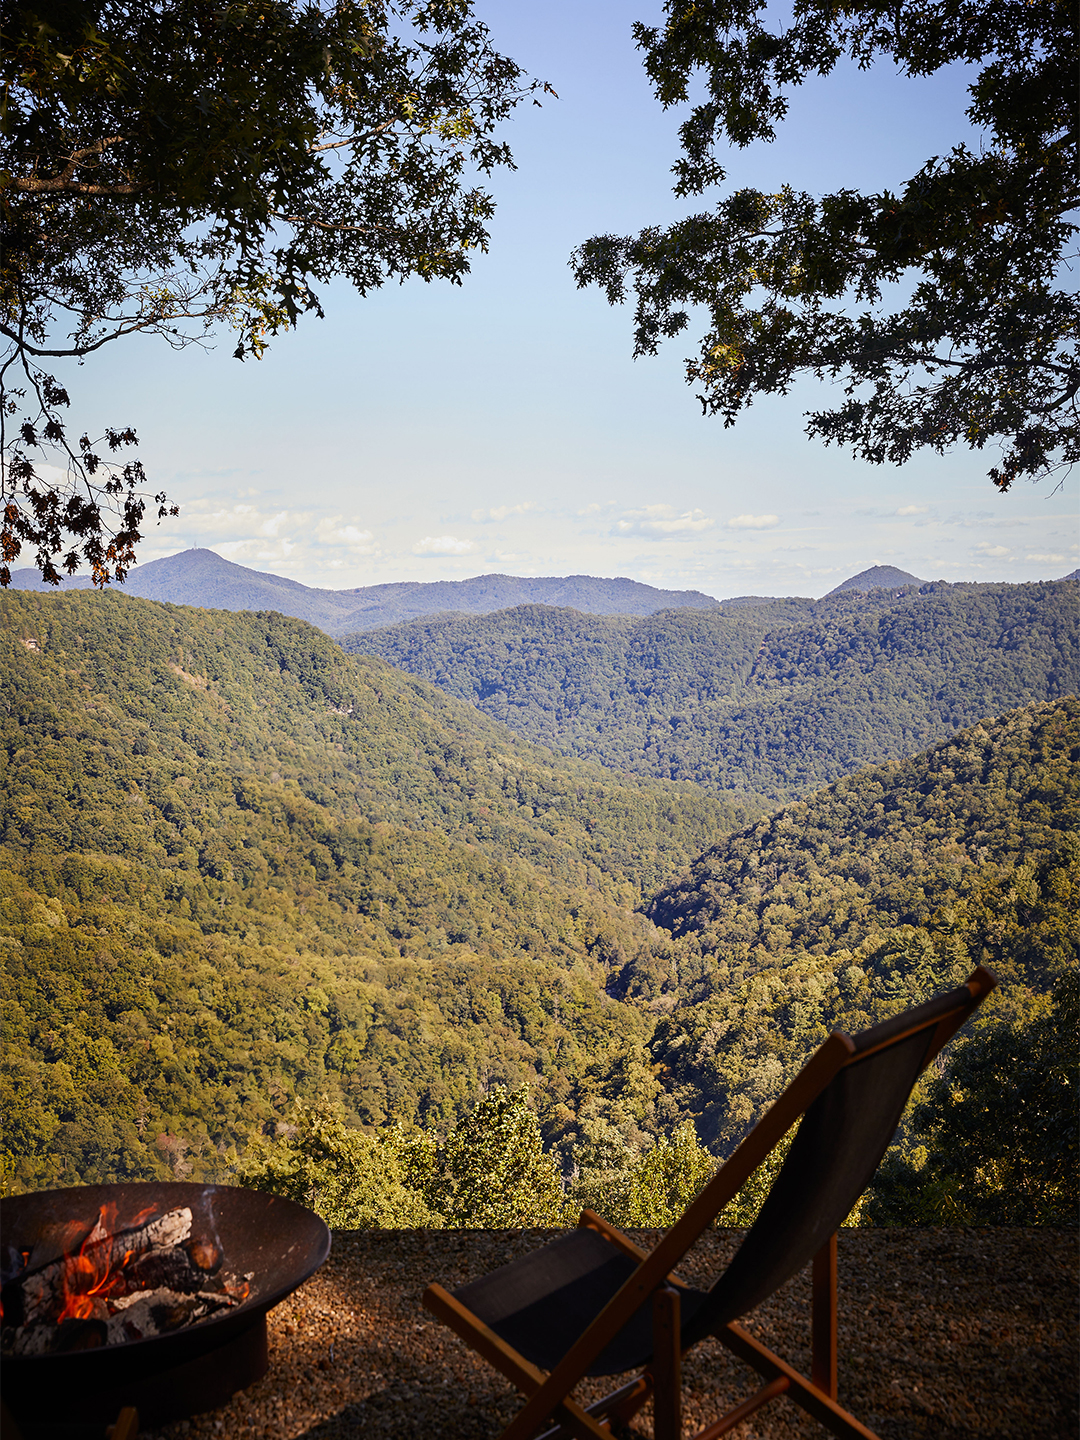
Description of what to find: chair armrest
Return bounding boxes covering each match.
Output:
[577,1210,693,1291]
[577,1209,649,1260]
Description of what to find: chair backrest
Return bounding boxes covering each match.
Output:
[693,978,990,1331]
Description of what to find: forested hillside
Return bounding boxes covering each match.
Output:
[1,591,757,1191]
[236,698,1079,1228]
[640,698,1078,1153]
[3,591,1074,1228]
[344,579,1078,796]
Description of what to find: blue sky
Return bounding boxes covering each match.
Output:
[65,1,1076,598]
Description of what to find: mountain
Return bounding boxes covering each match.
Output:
[826,564,924,594]
[5,550,720,634]
[333,572,721,627]
[639,697,1079,1151]
[5,550,359,631]
[714,595,783,608]
[0,589,760,1191]
[343,579,1079,798]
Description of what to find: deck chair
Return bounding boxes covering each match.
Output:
[423,965,997,1440]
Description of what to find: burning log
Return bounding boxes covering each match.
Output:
[1,1203,251,1359]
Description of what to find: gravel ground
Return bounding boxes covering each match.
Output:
[148,1228,1077,1440]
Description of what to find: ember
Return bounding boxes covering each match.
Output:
[2,1201,252,1358]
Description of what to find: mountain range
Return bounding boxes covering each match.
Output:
[345,578,1079,798]
[7,549,721,633]
[8,550,951,633]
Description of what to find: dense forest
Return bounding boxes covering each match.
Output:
[1,591,756,1191]
[2,592,1075,1227]
[343,579,1078,796]
[640,699,1079,1154]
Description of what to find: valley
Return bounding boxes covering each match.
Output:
[345,578,1078,796]
[2,583,1076,1228]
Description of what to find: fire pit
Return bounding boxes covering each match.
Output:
[1,1183,331,1437]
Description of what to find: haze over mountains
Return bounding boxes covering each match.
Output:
[7,549,721,634]
[9,550,947,634]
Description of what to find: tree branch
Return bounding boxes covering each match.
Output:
[11,136,147,194]
[268,210,394,235]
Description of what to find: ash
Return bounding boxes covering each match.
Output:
[1,1205,253,1357]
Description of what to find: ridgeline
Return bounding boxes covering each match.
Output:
[343,579,1078,797]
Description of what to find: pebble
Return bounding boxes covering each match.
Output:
[143,1227,1077,1439]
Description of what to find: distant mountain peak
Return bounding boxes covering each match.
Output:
[5,550,721,633]
[827,564,924,595]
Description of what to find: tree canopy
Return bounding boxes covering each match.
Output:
[572,0,1078,492]
[0,1,544,584]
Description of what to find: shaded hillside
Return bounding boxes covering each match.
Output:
[344,580,1078,796]
[637,699,1079,1152]
[1,592,758,1191]
[7,551,720,634]
[330,571,721,630]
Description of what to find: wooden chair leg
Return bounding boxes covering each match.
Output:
[424,1284,611,1440]
[812,1233,838,1399]
[693,1375,791,1440]
[535,1377,653,1440]
[716,1321,880,1440]
[106,1411,139,1440]
[651,1286,682,1440]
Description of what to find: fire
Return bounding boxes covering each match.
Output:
[4,1198,249,1357]
[224,1275,250,1305]
[55,1204,156,1324]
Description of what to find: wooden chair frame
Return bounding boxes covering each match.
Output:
[424,966,997,1440]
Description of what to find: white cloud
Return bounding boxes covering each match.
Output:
[217,537,296,563]
[147,499,386,575]
[974,542,1010,558]
[895,505,928,516]
[615,504,715,538]
[943,512,1027,530]
[727,513,780,530]
[413,535,475,555]
[471,502,535,522]
[1024,552,1066,563]
[314,517,378,552]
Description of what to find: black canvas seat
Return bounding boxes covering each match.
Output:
[453,1228,713,1377]
[425,967,997,1440]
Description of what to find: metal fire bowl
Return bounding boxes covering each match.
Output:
[1,1182,331,1433]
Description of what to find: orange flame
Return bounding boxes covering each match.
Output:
[55,1204,155,1324]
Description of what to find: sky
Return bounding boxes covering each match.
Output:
[64,1,1076,601]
